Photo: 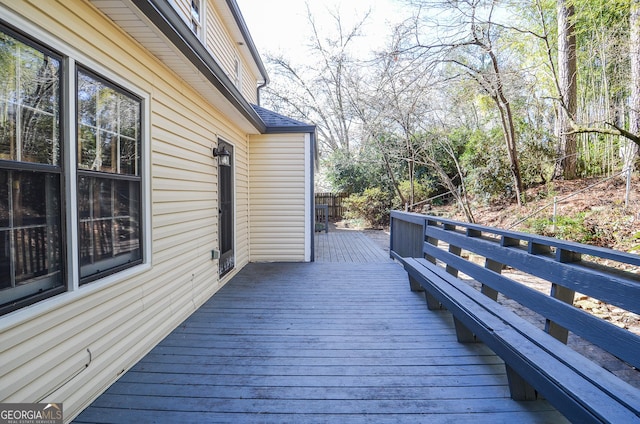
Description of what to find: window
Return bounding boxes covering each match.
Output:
[77,69,142,283]
[191,0,201,36]
[233,57,241,88]
[0,22,145,314]
[0,26,64,314]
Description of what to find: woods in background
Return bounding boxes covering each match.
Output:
[261,0,639,223]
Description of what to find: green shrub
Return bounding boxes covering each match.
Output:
[344,187,394,228]
[630,231,640,253]
[323,150,392,194]
[395,179,436,209]
[460,130,513,202]
[525,213,598,244]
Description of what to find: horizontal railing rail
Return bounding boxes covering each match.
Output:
[389,210,640,370]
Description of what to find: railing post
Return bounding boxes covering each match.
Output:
[481,259,502,301]
[390,212,428,292]
[424,219,439,264]
[545,248,579,343]
[443,223,478,341]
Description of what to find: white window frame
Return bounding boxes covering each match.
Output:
[0,7,151,321]
[190,0,203,38]
[233,56,242,89]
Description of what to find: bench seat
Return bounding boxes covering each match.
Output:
[402,256,640,424]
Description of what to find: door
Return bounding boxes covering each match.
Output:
[218,141,234,276]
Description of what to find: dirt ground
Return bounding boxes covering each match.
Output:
[357,225,640,389]
[441,175,640,253]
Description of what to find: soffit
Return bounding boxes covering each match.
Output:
[90,0,265,134]
[214,0,267,85]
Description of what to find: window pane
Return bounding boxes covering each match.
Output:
[0,169,63,309]
[0,27,64,314]
[98,86,117,133]
[0,30,60,165]
[100,130,115,173]
[0,172,8,290]
[78,124,97,170]
[12,171,62,282]
[22,108,59,164]
[78,175,141,282]
[0,230,10,290]
[120,136,137,175]
[97,178,113,217]
[77,69,140,175]
[120,97,139,138]
[0,99,16,160]
[0,169,8,228]
[77,73,97,128]
[114,180,139,256]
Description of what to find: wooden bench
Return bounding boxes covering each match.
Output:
[390,212,640,423]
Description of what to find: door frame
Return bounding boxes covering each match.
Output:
[217,139,234,277]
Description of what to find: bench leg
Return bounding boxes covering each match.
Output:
[426,292,441,310]
[453,317,478,343]
[506,365,537,401]
[408,275,424,292]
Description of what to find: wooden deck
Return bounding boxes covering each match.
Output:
[74,229,567,423]
[314,226,392,263]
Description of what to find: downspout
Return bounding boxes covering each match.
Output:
[256,79,267,106]
[309,131,316,262]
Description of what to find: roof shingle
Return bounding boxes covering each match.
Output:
[252,104,316,133]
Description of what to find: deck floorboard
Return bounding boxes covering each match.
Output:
[74,229,567,423]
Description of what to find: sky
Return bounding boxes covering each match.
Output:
[235,0,412,62]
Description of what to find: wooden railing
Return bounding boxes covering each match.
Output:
[390,210,640,366]
[389,211,640,421]
[12,224,58,281]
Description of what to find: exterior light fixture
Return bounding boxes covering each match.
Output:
[212,145,231,166]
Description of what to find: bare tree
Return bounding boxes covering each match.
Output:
[416,134,476,223]
[261,4,371,155]
[407,0,525,205]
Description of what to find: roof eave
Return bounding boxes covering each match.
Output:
[264,126,316,134]
[224,0,269,86]
[131,0,267,133]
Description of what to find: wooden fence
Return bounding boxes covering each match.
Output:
[315,192,348,220]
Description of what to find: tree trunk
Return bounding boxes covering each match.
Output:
[485,48,524,205]
[625,0,640,173]
[554,0,578,180]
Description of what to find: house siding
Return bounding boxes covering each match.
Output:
[0,0,251,421]
[166,0,260,104]
[205,1,259,103]
[249,133,309,262]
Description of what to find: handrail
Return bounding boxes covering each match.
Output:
[390,210,640,266]
[389,210,640,371]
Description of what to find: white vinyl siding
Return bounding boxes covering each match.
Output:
[204,2,259,104]
[249,133,308,261]
[205,7,238,86]
[169,0,204,39]
[0,0,251,420]
[168,0,261,103]
[234,136,251,268]
[241,61,258,104]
